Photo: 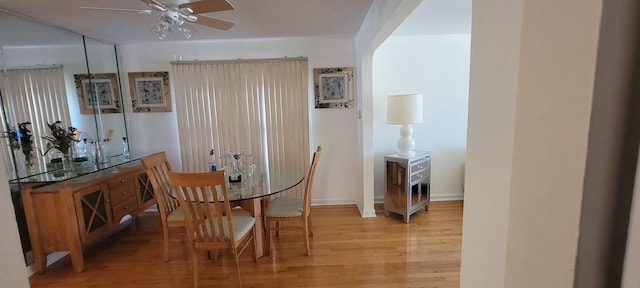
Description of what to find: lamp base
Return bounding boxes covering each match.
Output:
[397,150,416,157]
[396,124,416,157]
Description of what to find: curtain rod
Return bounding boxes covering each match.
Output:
[170,56,308,65]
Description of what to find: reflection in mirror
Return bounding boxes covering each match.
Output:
[0,9,86,178]
[77,36,129,162]
[0,9,130,261]
[0,13,129,179]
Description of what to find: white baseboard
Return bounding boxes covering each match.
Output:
[310,198,355,206]
[359,203,377,218]
[431,193,465,201]
[374,193,464,203]
[310,199,377,217]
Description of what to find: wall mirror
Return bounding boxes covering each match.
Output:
[0,9,129,260]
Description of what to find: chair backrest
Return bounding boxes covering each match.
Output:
[166,171,236,249]
[303,146,322,216]
[140,152,179,220]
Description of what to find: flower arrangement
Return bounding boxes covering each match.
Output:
[1,128,20,150]
[42,121,78,156]
[18,122,35,163]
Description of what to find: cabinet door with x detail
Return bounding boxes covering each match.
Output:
[135,170,156,211]
[74,182,113,243]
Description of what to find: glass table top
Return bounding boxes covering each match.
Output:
[9,153,141,187]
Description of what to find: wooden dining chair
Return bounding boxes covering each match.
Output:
[166,170,257,288]
[264,146,322,256]
[140,152,185,262]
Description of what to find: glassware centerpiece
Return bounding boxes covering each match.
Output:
[225,151,246,183]
[222,150,260,193]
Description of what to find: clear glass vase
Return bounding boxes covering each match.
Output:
[121,137,131,160]
[23,150,37,175]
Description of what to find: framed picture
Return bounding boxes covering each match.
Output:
[74,73,121,114]
[128,71,171,112]
[313,67,354,108]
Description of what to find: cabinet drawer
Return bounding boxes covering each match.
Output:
[410,157,430,174]
[109,184,135,206]
[108,174,135,190]
[411,171,429,183]
[112,196,138,222]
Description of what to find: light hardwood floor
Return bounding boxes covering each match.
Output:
[29,201,463,288]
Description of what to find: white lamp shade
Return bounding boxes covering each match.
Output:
[387,94,423,124]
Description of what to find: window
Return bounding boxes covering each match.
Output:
[171,58,310,197]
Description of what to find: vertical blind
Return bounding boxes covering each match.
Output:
[171,58,310,198]
[0,66,71,173]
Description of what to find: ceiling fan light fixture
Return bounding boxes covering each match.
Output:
[180,7,194,15]
[178,23,195,39]
[79,0,236,40]
[152,25,170,39]
[148,3,166,12]
[184,14,197,22]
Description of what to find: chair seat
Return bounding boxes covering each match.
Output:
[204,216,255,241]
[265,197,303,217]
[167,206,185,222]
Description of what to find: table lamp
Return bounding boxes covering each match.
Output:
[387,93,423,157]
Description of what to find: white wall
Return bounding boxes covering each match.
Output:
[355,0,422,217]
[459,0,522,285]
[118,37,359,205]
[372,34,469,201]
[0,161,30,287]
[461,0,602,287]
[503,0,601,285]
[623,151,640,287]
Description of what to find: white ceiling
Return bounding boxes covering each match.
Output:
[0,0,373,44]
[395,0,471,36]
[0,0,471,46]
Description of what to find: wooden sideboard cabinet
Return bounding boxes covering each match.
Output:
[21,162,156,273]
[384,151,431,223]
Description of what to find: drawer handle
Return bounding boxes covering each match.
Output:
[125,206,129,210]
[122,191,127,195]
[120,179,126,183]
[106,199,110,203]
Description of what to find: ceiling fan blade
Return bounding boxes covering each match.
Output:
[194,15,234,30]
[80,7,153,14]
[180,0,234,14]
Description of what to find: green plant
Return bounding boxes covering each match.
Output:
[42,121,77,155]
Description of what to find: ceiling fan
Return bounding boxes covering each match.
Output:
[80,0,235,39]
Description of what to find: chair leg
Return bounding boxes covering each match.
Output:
[162,225,170,262]
[191,249,199,288]
[303,217,311,256]
[265,218,273,257]
[251,227,258,262]
[232,248,242,287]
